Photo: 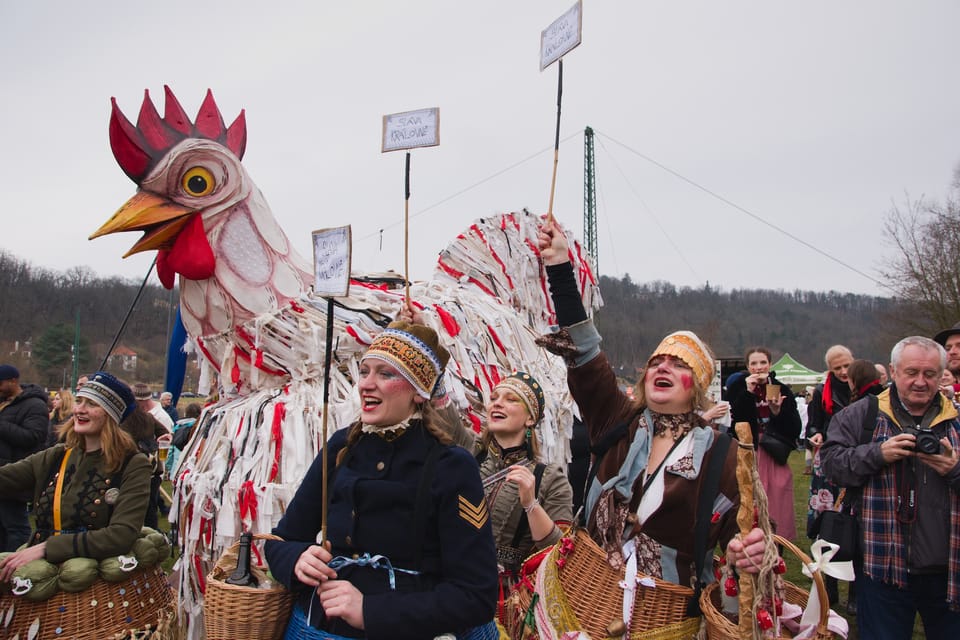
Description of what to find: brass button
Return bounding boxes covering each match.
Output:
[94,499,102,505]
[90,512,97,517]
[376,461,385,471]
[105,479,112,485]
[352,553,359,560]
[345,535,352,546]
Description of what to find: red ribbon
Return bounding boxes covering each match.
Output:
[436,258,496,297]
[434,305,461,337]
[467,410,482,434]
[194,554,207,594]
[487,326,507,355]
[470,223,514,291]
[269,403,286,482]
[239,480,259,522]
[345,325,366,345]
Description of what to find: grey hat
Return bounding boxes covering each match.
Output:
[934,322,960,346]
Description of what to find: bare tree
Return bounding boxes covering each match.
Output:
[880,180,960,335]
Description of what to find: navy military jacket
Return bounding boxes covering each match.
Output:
[266,422,497,639]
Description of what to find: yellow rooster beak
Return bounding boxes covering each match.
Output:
[89,191,196,258]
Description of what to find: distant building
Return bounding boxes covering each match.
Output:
[107,345,138,372]
[9,339,33,359]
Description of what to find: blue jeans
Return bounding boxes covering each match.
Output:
[0,499,31,551]
[857,572,960,640]
[284,604,499,640]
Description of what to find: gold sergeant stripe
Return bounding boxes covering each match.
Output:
[52,448,73,535]
[458,495,488,529]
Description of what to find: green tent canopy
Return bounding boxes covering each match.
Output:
[771,353,825,386]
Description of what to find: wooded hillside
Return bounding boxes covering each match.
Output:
[593,275,904,380]
[0,250,176,387]
[1,249,911,389]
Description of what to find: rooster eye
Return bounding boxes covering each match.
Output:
[181,167,215,196]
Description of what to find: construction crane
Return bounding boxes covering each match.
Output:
[583,126,598,274]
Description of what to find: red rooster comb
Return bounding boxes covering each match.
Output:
[109,86,247,183]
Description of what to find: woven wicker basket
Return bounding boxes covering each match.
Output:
[204,533,293,640]
[0,563,174,640]
[510,528,701,640]
[700,535,836,640]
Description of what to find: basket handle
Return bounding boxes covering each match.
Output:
[773,534,832,633]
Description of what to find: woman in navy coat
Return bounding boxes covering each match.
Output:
[265,321,498,640]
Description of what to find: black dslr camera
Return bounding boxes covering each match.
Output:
[904,425,942,455]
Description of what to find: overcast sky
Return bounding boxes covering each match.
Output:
[2,1,958,297]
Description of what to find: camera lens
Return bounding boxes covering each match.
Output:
[916,431,941,455]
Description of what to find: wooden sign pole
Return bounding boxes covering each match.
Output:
[404,152,411,303]
[546,59,563,223]
[320,297,336,543]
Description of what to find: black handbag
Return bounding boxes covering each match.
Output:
[758,430,794,465]
[809,488,859,562]
[806,396,879,563]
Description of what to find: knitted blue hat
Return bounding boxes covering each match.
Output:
[76,371,136,424]
[0,365,20,381]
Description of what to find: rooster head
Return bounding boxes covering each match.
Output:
[90,86,248,289]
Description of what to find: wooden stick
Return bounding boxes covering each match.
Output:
[546,59,563,223]
[404,151,411,303]
[321,297,335,542]
[734,421,757,639]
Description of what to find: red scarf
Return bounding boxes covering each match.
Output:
[857,379,880,398]
[822,374,834,415]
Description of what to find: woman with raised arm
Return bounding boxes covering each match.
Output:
[536,218,768,592]
[265,321,499,640]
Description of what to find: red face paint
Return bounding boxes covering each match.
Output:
[681,374,694,390]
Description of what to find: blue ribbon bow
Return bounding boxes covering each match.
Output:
[327,553,420,590]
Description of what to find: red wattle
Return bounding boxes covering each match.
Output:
[165,214,216,281]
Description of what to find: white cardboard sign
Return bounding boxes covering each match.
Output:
[381,108,440,152]
[312,225,352,297]
[540,1,582,71]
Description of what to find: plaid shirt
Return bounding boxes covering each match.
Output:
[859,393,960,607]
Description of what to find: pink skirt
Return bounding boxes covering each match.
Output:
[756,446,797,540]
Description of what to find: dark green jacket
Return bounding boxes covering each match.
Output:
[0,444,151,562]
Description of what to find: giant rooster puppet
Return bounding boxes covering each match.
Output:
[91,87,600,636]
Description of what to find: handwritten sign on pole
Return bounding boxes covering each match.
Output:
[312,225,352,297]
[540,1,582,71]
[381,108,440,153]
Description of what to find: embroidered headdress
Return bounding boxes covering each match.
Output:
[363,321,450,399]
[648,331,715,391]
[493,372,545,425]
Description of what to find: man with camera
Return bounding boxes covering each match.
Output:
[822,336,960,639]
